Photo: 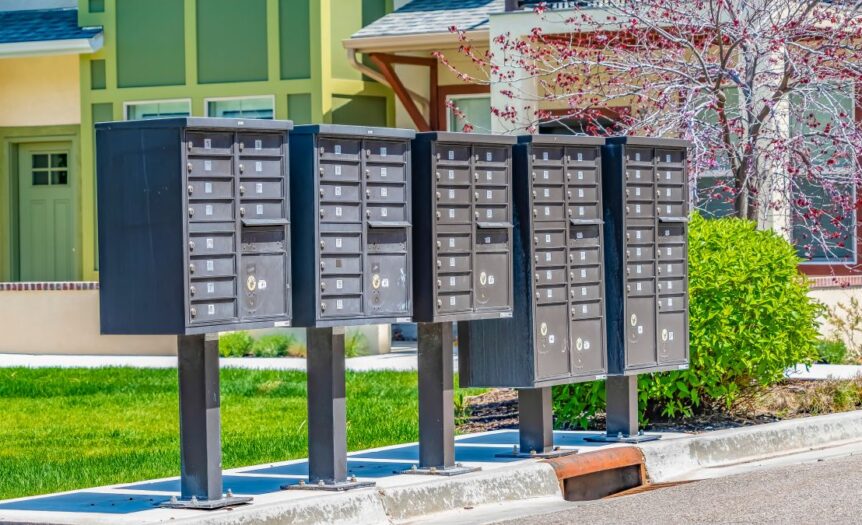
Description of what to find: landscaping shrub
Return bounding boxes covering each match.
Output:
[249,334,298,358]
[219,331,254,357]
[816,339,849,365]
[554,214,822,427]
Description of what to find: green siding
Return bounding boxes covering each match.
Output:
[330,0,363,80]
[279,0,311,80]
[89,0,104,13]
[287,94,312,124]
[197,0,269,84]
[90,60,106,90]
[331,95,387,127]
[116,0,185,88]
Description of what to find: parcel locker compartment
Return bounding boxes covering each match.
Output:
[657,184,686,202]
[569,265,601,285]
[188,201,234,222]
[570,319,604,373]
[238,133,282,156]
[319,161,361,182]
[437,292,471,313]
[475,167,508,186]
[625,202,655,219]
[475,205,508,223]
[240,180,282,200]
[366,140,407,162]
[534,229,567,250]
[532,167,565,185]
[570,283,601,302]
[190,300,236,324]
[187,157,232,177]
[533,146,564,164]
[625,147,653,164]
[536,268,567,286]
[476,146,508,165]
[187,132,232,155]
[658,312,688,364]
[533,185,566,203]
[437,273,472,293]
[437,229,471,253]
[657,244,686,261]
[241,226,286,253]
[658,167,685,185]
[239,159,283,178]
[437,254,471,273]
[566,146,598,164]
[658,223,687,243]
[319,138,361,160]
[533,203,566,221]
[656,203,687,219]
[626,261,655,279]
[240,254,287,319]
[190,278,234,300]
[626,245,655,262]
[320,203,361,223]
[657,261,686,278]
[566,185,599,203]
[625,297,656,368]
[626,278,655,297]
[656,149,685,165]
[626,226,655,245]
[320,233,362,254]
[625,184,654,202]
[436,205,471,224]
[366,204,407,223]
[319,182,360,202]
[436,166,471,185]
[536,285,567,305]
[189,232,234,256]
[534,249,566,267]
[474,252,509,310]
[436,186,472,205]
[476,228,510,251]
[535,304,570,380]
[367,164,407,183]
[436,144,471,164]
[320,254,362,275]
[475,187,508,205]
[568,168,597,185]
[321,296,362,317]
[569,224,601,247]
[368,227,408,253]
[657,277,685,295]
[569,246,601,266]
[190,256,235,278]
[240,201,284,221]
[320,275,362,296]
[571,300,602,320]
[366,253,410,314]
[658,294,686,313]
[567,202,600,221]
[625,167,652,184]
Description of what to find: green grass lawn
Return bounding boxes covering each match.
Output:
[0,367,481,500]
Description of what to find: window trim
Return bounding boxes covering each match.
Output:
[123,98,192,121]
[203,95,276,119]
[445,93,491,133]
[436,84,489,131]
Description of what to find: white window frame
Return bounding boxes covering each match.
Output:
[204,95,276,119]
[123,98,192,121]
[445,94,491,133]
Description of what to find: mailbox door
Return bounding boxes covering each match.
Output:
[474,251,508,310]
[240,254,287,318]
[625,297,656,368]
[366,253,409,314]
[570,319,603,374]
[535,304,570,380]
[658,311,687,364]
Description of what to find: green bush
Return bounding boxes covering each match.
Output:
[219,331,254,357]
[249,334,298,358]
[345,329,368,358]
[816,339,848,365]
[554,214,822,427]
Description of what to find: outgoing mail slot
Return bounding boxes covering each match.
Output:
[570,265,601,284]
[626,227,655,244]
[190,278,234,300]
[187,132,232,154]
[626,261,655,278]
[533,203,566,221]
[567,203,600,220]
[567,185,598,203]
[437,254,470,273]
[437,273,471,293]
[321,296,362,317]
[569,224,602,247]
[658,224,687,243]
[625,168,652,184]
[656,149,684,165]
[475,205,508,222]
[366,164,406,183]
[570,283,601,302]
[188,157,232,177]
[240,180,282,200]
[239,159,282,178]
[657,262,686,278]
[366,140,407,162]
[657,184,686,202]
[189,233,234,255]
[476,146,508,164]
[533,146,564,164]
[626,148,653,164]
[474,167,508,186]
[626,278,655,297]
[476,227,510,250]
[437,205,471,224]
[437,292,470,313]
[567,147,598,164]
[321,275,362,296]
[190,255,234,278]
[238,133,282,156]
[436,144,471,164]
[535,249,566,267]
[189,300,236,323]
[241,226,286,253]
[319,138,361,160]
[533,185,565,203]
[626,245,655,262]
[437,186,472,204]
[658,168,685,185]
[536,285,567,305]
[571,300,602,320]
[319,182,360,202]
[567,168,597,185]
[658,294,686,312]
[437,231,471,253]
[570,319,604,373]
[534,229,566,249]
[240,201,283,221]
[320,254,362,275]
[436,166,471,185]
[535,304,569,380]
[366,253,409,314]
[625,202,655,219]
[657,277,685,295]
[625,184,654,202]
[320,161,361,181]
[368,227,408,253]
[657,244,685,261]
[189,201,234,222]
[569,247,600,266]
[626,297,656,367]
[188,179,233,200]
[240,254,286,319]
[320,233,361,254]
[536,268,567,286]
[320,203,361,223]
[367,184,407,203]
[658,312,687,363]
[366,204,407,223]
[656,203,686,218]
[475,187,507,205]
[532,167,565,185]
[475,252,509,310]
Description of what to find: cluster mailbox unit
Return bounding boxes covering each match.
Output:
[459,135,608,456]
[411,132,516,474]
[96,117,292,507]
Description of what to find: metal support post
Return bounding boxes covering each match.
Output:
[288,327,374,491]
[498,387,576,459]
[405,322,479,476]
[161,334,251,510]
[586,375,659,443]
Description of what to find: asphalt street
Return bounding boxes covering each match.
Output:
[496,452,862,525]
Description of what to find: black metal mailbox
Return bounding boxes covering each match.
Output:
[289,125,416,328]
[459,135,608,388]
[411,132,517,323]
[96,117,293,335]
[602,136,691,375]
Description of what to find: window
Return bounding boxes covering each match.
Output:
[125,100,191,120]
[206,96,274,120]
[447,95,491,133]
[32,153,68,186]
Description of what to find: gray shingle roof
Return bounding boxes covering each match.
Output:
[0,8,101,45]
[352,0,505,39]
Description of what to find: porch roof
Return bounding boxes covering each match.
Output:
[0,8,103,58]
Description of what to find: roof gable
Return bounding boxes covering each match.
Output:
[0,8,101,45]
[352,0,504,39]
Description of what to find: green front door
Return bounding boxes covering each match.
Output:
[18,143,76,281]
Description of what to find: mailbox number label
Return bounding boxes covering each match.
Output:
[544,206,550,216]
[256,161,263,172]
[448,150,455,160]
[448,170,455,180]
[335,207,343,217]
[449,209,455,218]
[450,296,456,306]
[334,165,342,175]
[256,183,263,194]
[577,170,584,180]
[543,151,549,160]
[381,187,388,197]
[666,154,672,162]
[204,183,213,194]
[380,147,387,157]
[449,257,455,267]
[256,204,264,216]
[206,238,214,249]
[208,304,215,315]
[486,152,493,162]
[448,189,455,199]
[635,152,641,161]
[545,234,551,243]
[381,208,389,217]
[577,152,583,161]
[449,238,455,248]
[204,160,212,171]
[207,282,215,294]
[334,145,342,155]
[450,276,456,286]
[206,260,214,272]
[336,299,343,310]
[486,209,493,218]
[381,167,388,177]
[486,190,493,199]
[335,186,342,196]
[487,171,493,181]
[580,269,587,278]
[336,279,343,290]
[205,205,213,216]
[543,170,549,180]
[335,238,342,248]
[204,138,212,149]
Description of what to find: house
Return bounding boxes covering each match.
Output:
[0,0,395,355]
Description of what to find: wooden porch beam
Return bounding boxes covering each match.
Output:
[369,53,431,132]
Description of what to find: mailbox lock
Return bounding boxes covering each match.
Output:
[436,240,441,248]
[436,211,441,219]
[532,190,536,198]
[239,164,244,174]
[437,299,443,308]
[189,264,195,274]
[188,208,195,218]
[626,206,630,214]
[190,286,196,297]
[319,167,325,175]
[435,191,441,200]
[474,211,480,219]
[474,192,480,201]
[187,185,194,196]
[319,146,325,154]
[240,207,246,217]
[567,190,572,199]
[320,262,326,270]
[474,173,479,181]
[366,189,372,198]
[531,172,536,181]
[630,314,638,326]
[238,142,244,152]
[240,185,246,196]
[534,273,539,282]
[535,292,540,299]
[188,241,195,251]
[435,171,441,180]
[436,279,442,288]
[187,142,193,151]
[320,241,326,249]
[533,209,538,217]
[626,284,631,292]
[320,209,326,218]
[534,236,539,245]
[320,282,326,291]
[190,307,197,318]
[320,302,327,311]
[366,210,372,218]
[186,162,193,173]
[365,169,371,178]
[436,260,442,269]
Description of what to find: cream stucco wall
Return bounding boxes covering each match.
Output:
[0,54,81,127]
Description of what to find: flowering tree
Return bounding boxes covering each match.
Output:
[439,0,862,263]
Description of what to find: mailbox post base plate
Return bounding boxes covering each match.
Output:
[584,433,661,444]
[495,446,578,459]
[159,495,252,510]
[401,464,481,477]
[284,480,376,492]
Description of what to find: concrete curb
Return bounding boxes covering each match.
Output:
[639,410,862,482]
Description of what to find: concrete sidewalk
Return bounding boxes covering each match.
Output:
[785,363,862,381]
